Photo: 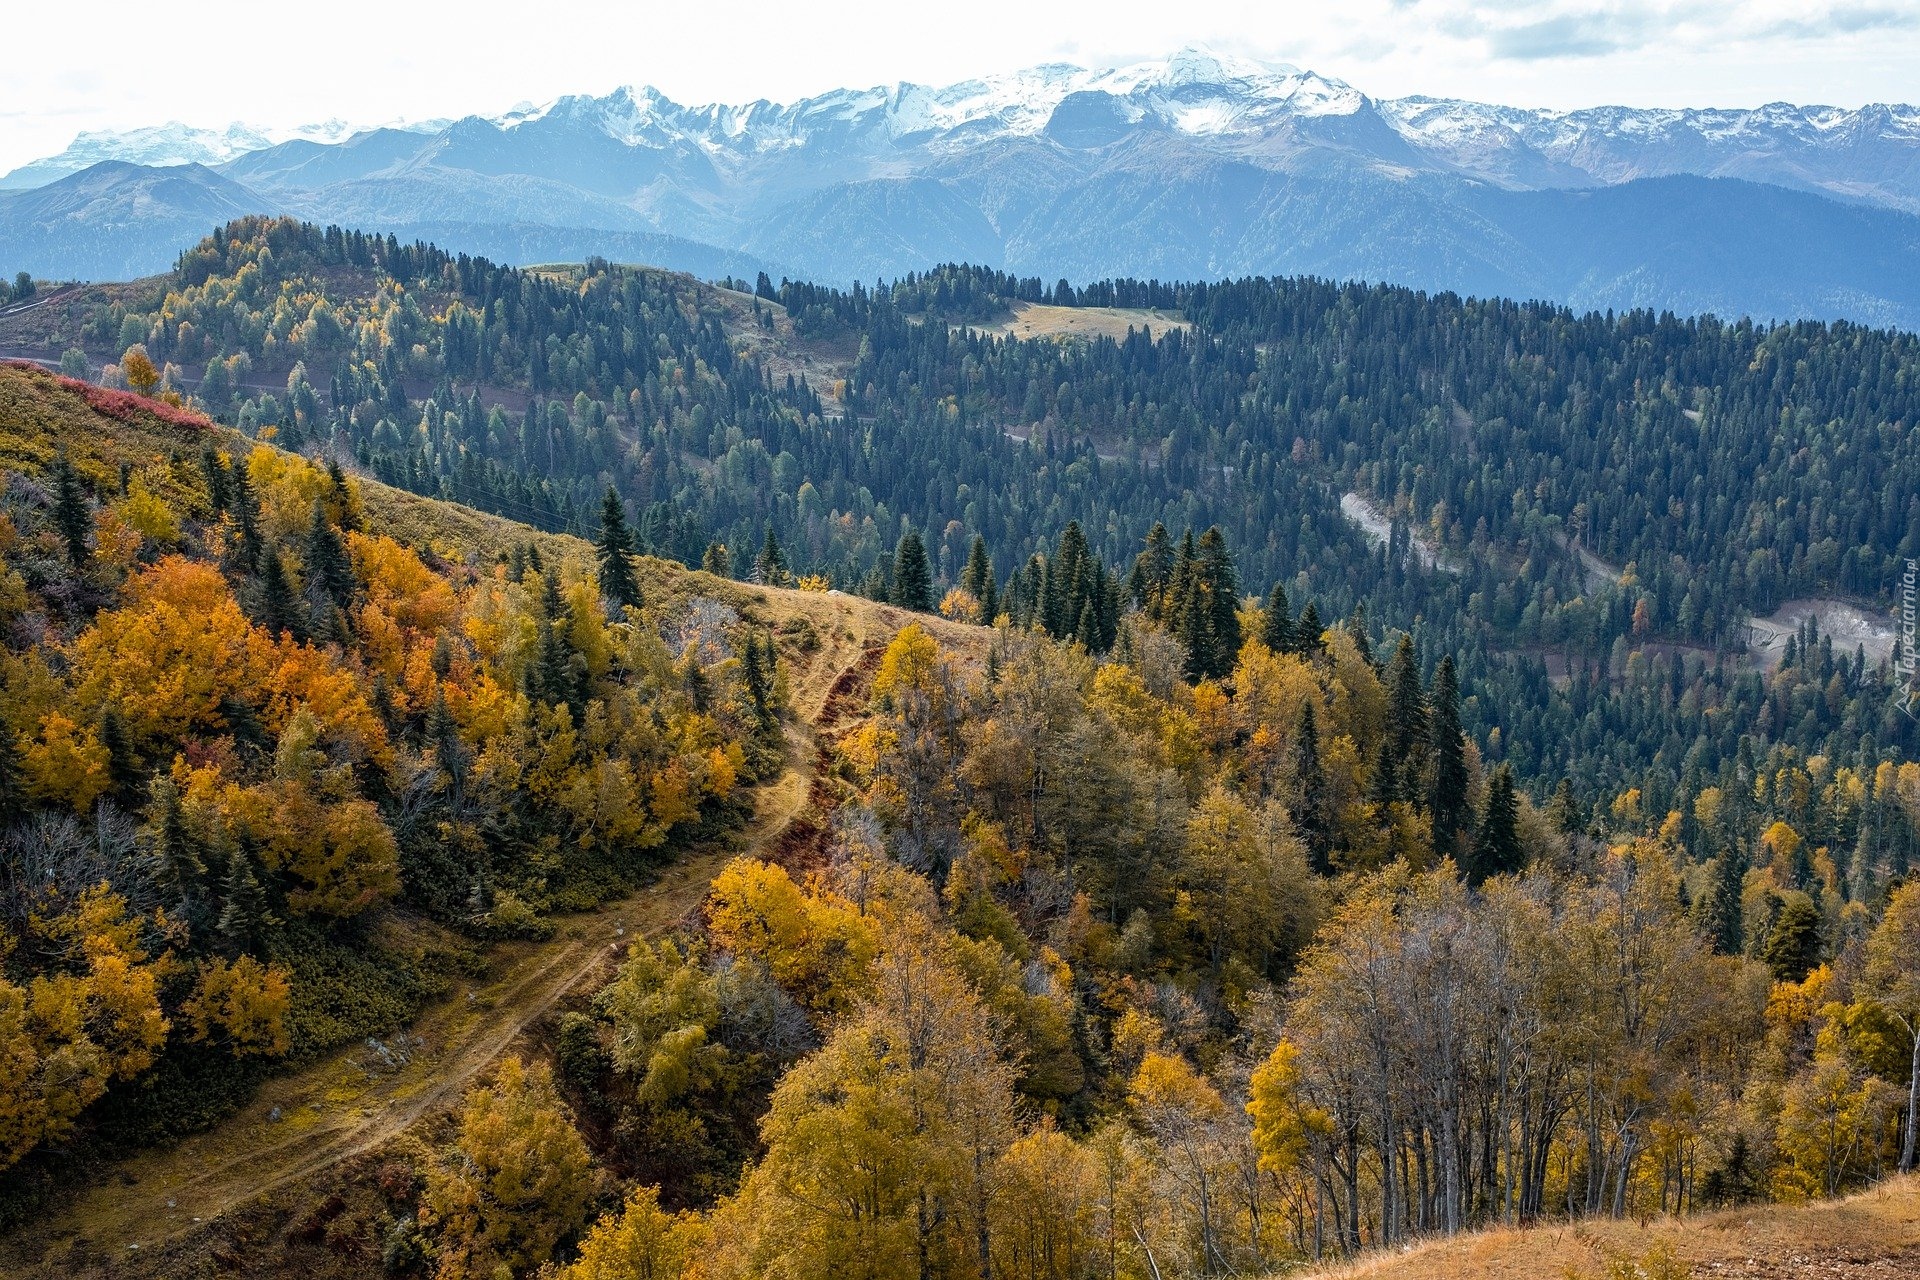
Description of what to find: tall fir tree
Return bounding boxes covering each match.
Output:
[1368,737,1400,809]
[0,722,24,831]
[200,446,230,513]
[1470,763,1524,885]
[1044,522,1092,637]
[51,454,91,565]
[149,781,205,906]
[1177,574,1213,684]
[100,706,140,799]
[304,501,355,610]
[1164,529,1197,631]
[755,525,787,586]
[218,845,274,952]
[1383,635,1428,803]
[1547,778,1584,840]
[596,487,642,611]
[531,569,574,708]
[1261,582,1294,654]
[1764,897,1822,982]
[1129,521,1175,615]
[331,461,359,530]
[959,535,997,620]
[426,689,469,798]
[1294,602,1324,656]
[1292,700,1332,875]
[228,456,262,573]
[892,529,934,612]
[1196,527,1241,675]
[1427,656,1471,858]
[1346,604,1373,666]
[1705,848,1748,955]
[744,631,777,732]
[259,550,300,640]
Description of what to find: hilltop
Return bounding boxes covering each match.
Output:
[1295,1177,1920,1279]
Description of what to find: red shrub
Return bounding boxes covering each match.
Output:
[1,360,215,433]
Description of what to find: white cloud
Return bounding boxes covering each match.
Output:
[0,0,1916,173]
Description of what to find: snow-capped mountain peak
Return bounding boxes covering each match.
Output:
[478,46,1364,157]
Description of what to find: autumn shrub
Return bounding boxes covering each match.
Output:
[275,925,426,1059]
[88,1040,273,1147]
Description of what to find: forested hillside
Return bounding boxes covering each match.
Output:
[0,362,780,1216]
[9,219,1919,813]
[44,606,1919,1280]
[3,219,1920,1280]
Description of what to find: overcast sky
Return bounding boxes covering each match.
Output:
[4,0,1918,172]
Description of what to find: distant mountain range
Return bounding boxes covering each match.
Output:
[6,47,1920,326]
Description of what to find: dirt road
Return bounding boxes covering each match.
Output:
[3,588,927,1272]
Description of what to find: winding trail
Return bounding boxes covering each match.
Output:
[4,588,936,1273]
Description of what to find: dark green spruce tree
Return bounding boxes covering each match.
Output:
[1128,522,1175,615]
[1292,700,1332,875]
[218,843,275,953]
[596,487,642,611]
[259,549,300,640]
[1705,847,1748,955]
[303,501,355,610]
[0,722,24,830]
[52,454,91,565]
[530,570,576,709]
[1195,527,1241,677]
[1261,582,1293,654]
[959,535,997,621]
[100,706,141,799]
[1427,656,1471,860]
[227,457,263,574]
[1383,635,1428,803]
[892,529,934,612]
[1294,601,1324,657]
[755,524,787,586]
[1763,897,1822,983]
[1470,763,1524,886]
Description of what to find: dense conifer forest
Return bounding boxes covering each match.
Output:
[54,220,1920,818]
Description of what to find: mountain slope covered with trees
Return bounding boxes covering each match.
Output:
[1,218,1919,1280]
[8,220,1918,812]
[0,361,782,1220]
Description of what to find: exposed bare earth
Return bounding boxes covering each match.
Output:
[1339,492,1461,575]
[1746,598,1899,670]
[1295,1177,1920,1280]
[1,575,982,1277]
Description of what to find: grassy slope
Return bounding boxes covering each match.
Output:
[1293,1177,1920,1280]
[988,300,1190,342]
[0,361,987,1277]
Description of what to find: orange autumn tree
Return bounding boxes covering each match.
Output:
[0,372,778,1182]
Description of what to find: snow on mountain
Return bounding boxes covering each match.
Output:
[0,116,442,189]
[1374,95,1920,203]
[435,47,1918,209]
[13,47,1916,205]
[484,47,1362,156]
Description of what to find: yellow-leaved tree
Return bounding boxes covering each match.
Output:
[0,888,169,1171]
[701,920,1017,1280]
[421,1056,593,1280]
[561,1184,706,1280]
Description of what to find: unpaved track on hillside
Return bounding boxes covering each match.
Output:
[7,591,906,1271]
